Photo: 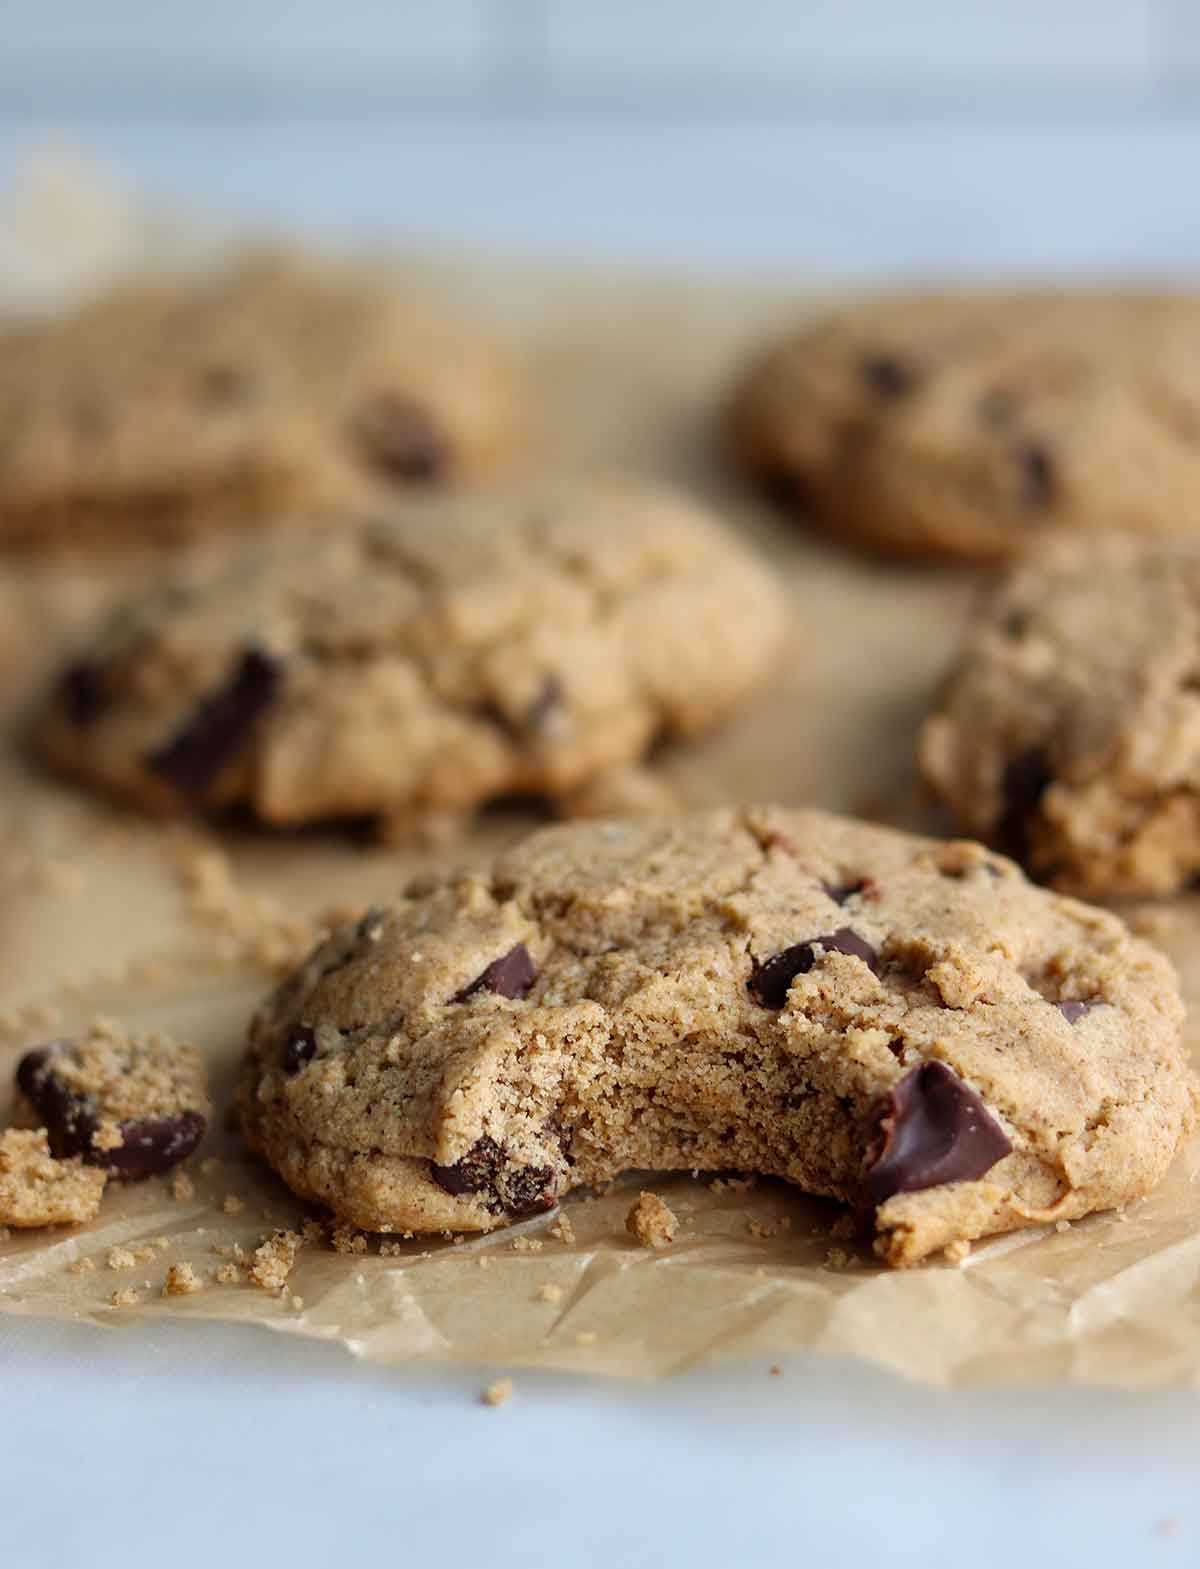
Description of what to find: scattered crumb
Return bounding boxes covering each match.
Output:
[626,1191,679,1249]
[769,1365,782,1377]
[214,1263,240,1285]
[1055,1220,1071,1234]
[748,1220,780,1241]
[1156,1516,1181,1539]
[550,1213,576,1245]
[536,1283,564,1304]
[330,1224,368,1256]
[829,1211,860,1241]
[478,1256,493,1269]
[222,1195,244,1216]
[106,1246,137,1271]
[301,1219,326,1245]
[944,1239,971,1266]
[162,1262,202,1297]
[481,1377,513,1408]
[248,1229,303,1292]
[109,1288,140,1308]
[379,1242,404,1259]
[171,1170,194,1202]
[0,1129,107,1228]
[824,1248,852,1271]
[511,1236,543,1253]
[574,1331,598,1347]
[69,1256,96,1275]
[288,1295,305,1312]
[710,1175,757,1196]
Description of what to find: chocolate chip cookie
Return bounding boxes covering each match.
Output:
[39,483,785,837]
[236,807,1194,1265]
[922,532,1200,895]
[0,250,524,547]
[729,291,1200,562]
[14,1025,210,1179]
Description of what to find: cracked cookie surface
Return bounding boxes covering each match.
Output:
[237,807,1194,1265]
[39,482,785,835]
[0,250,524,547]
[922,532,1200,895]
[729,291,1200,562]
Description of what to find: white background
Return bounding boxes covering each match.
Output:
[3,7,1200,1565]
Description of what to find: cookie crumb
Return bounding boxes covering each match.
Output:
[248,1229,303,1292]
[69,1256,96,1275]
[1055,1219,1071,1234]
[824,1247,851,1270]
[289,1295,305,1312]
[574,1330,598,1347]
[330,1224,368,1255]
[162,1262,202,1296]
[1156,1516,1180,1539]
[536,1283,564,1304]
[171,1170,195,1202]
[943,1239,971,1266]
[550,1213,575,1245]
[214,1262,241,1285]
[511,1236,543,1253]
[222,1194,244,1215]
[110,1287,140,1308]
[626,1191,679,1249]
[106,1246,137,1271]
[481,1377,513,1408]
[0,1129,107,1228]
[710,1175,756,1195]
[769,1365,782,1377]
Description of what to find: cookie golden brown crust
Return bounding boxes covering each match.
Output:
[39,482,785,837]
[0,251,525,548]
[729,290,1200,563]
[237,807,1195,1265]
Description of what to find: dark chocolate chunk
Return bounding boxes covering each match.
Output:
[430,1133,555,1217]
[352,394,446,483]
[1014,441,1056,511]
[283,1025,318,1074]
[860,354,919,399]
[453,943,537,1003]
[822,879,867,906]
[148,647,281,797]
[58,660,109,727]
[995,748,1053,863]
[1056,1000,1096,1024]
[864,1060,1012,1205]
[750,927,880,1009]
[16,1042,206,1180]
[1003,609,1031,638]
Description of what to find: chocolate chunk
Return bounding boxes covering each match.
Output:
[148,647,281,797]
[995,748,1052,863]
[16,1043,206,1180]
[750,928,880,1009]
[454,943,537,1003]
[860,354,919,399]
[352,394,446,483]
[283,1025,317,1073]
[865,1060,1012,1205]
[430,1133,555,1217]
[58,660,109,726]
[822,879,867,906]
[1056,1000,1096,1024]
[1014,441,1056,511]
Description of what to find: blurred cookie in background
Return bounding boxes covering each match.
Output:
[921,531,1200,895]
[38,480,786,840]
[728,290,1200,563]
[0,250,527,549]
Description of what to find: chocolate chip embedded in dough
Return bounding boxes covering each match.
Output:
[1056,1000,1096,1024]
[430,1134,555,1217]
[283,1026,318,1074]
[1014,441,1056,512]
[58,660,109,727]
[864,1060,1012,1205]
[859,354,920,399]
[749,928,880,1009]
[352,394,446,483]
[453,943,537,1003]
[148,647,282,797]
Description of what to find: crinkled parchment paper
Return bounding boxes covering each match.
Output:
[3,156,1200,1386]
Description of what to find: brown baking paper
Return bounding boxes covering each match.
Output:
[3,157,1200,1386]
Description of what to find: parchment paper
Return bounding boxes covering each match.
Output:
[3,156,1200,1386]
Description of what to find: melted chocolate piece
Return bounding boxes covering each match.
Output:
[995,748,1053,863]
[1014,441,1056,511]
[1056,1000,1096,1024]
[283,1025,318,1074]
[16,1042,206,1180]
[58,660,109,726]
[453,943,537,1003]
[352,394,446,483]
[148,647,281,797]
[749,928,880,1009]
[430,1134,555,1217]
[864,1060,1012,1205]
[860,354,919,399]
[822,879,867,905]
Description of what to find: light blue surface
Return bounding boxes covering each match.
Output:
[0,1313,1195,1568]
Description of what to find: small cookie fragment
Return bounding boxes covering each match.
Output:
[162,1262,203,1296]
[481,1377,513,1407]
[625,1191,679,1249]
[247,1229,303,1292]
[0,1129,107,1228]
[15,1027,210,1180]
